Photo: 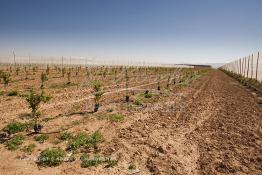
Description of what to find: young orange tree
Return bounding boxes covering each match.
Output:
[92,80,104,112]
[25,89,51,133]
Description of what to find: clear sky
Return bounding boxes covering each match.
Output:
[0,0,261,64]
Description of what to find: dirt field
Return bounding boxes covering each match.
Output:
[0,69,261,175]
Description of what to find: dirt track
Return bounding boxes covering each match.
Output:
[0,70,261,175]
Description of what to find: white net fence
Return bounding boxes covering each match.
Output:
[0,55,196,68]
[221,51,262,81]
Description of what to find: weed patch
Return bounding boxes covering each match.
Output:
[67,131,104,151]
[108,113,125,122]
[59,131,73,140]
[34,134,49,143]
[3,121,27,135]
[6,134,25,150]
[38,148,66,167]
[21,143,36,154]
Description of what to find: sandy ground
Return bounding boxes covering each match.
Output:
[0,70,261,175]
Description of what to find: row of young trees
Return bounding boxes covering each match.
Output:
[0,64,203,134]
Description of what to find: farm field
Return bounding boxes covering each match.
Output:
[0,65,261,175]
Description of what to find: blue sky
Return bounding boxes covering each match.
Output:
[0,0,261,64]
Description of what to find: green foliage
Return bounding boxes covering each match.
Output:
[6,134,25,150]
[34,134,49,143]
[67,71,71,84]
[3,121,27,135]
[89,131,104,145]
[134,91,153,106]
[53,139,62,145]
[59,131,73,141]
[25,90,45,114]
[46,65,50,75]
[108,113,125,122]
[128,163,136,170]
[80,154,102,168]
[67,132,89,150]
[0,72,11,86]
[7,90,19,96]
[0,91,3,96]
[24,89,51,132]
[144,91,152,98]
[21,143,36,154]
[80,154,117,168]
[38,148,66,167]
[105,158,118,168]
[40,72,48,88]
[134,99,143,106]
[92,80,104,112]
[62,68,66,77]
[67,131,104,151]
[16,67,20,75]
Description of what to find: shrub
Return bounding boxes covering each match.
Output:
[6,134,25,150]
[21,143,36,154]
[7,90,19,96]
[38,148,66,167]
[34,134,49,143]
[3,121,27,135]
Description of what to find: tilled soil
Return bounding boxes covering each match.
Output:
[99,70,262,175]
[0,70,261,175]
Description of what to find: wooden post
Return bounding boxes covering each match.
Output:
[256,52,259,81]
[247,56,250,78]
